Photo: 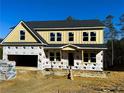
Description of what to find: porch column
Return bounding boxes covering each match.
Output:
[82,50,84,63]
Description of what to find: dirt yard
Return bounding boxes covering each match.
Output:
[0,69,124,93]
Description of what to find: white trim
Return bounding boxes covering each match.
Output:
[49,32,55,41]
[83,52,97,63]
[61,44,80,49]
[79,47,107,49]
[49,32,62,42]
[82,32,89,42]
[1,21,45,45]
[68,32,74,42]
[48,50,61,61]
[82,31,97,42]
[1,21,23,44]
[34,26,105,30]
[56,32,62,41]
[90,32,96,41]
[22,21,45,44]
[44,46,107,50]
[19,30,25,41]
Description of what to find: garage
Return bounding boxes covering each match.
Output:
[8,55,38,67]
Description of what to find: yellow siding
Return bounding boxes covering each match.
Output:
[4,22,37,42]
[37,29,104,44]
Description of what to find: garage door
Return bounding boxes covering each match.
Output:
[8,55,38,67]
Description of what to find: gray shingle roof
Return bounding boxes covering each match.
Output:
[24,20,104,44]
[25,19,104,29]
[22,22,48,44]
[24,19,104,44]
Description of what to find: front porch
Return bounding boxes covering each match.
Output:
[43,44,104,71]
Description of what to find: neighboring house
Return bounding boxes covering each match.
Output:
[1,18,107,71]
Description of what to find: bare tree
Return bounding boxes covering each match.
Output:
[119,14,124,38]
[103,15,117,66]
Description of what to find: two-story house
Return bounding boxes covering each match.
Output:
[1,18,107,71]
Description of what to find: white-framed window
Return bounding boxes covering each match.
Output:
[83,53,89,62]
[68,32,74,41]
[56,52,61,61]
[49,51,61,61]
[20,30,25,40]
[83,52,96,62]
[90,32,96,41]
[57,33,62,41]
[50,32,62,41]
[83,32,88,41]
[50,33,55,41]
[49,52,55,61]
[90,53,96,62]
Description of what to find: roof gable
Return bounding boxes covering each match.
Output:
[2,21,46,44]
[62,46,76,51]
[24,22,48,44]
[61,44,79,48]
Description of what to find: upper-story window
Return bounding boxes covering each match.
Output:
[83,32,88,41]
[50,33,55,41]
[68,32,74,41]
[57,33,62,41]
[90,32,96,41]
[20,30,25,40]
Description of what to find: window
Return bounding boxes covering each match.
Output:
[56,52,61,61]
[68,32,74,41]
[83,52,96,63]
[49,52,61,61]
[50,52,55,61]
[57,33,61,41]
[83,32,88,41]
[50,33,62,41]
[50,33,55,41]
[90,32,96,41]
[90,53,96,62]
[20,30,25,40]
[84,53,88,62]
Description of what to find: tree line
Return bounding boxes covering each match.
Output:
[103,14,124,69]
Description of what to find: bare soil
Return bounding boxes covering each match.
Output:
[0,69,124,93]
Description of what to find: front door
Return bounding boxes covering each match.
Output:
[68,53,74,66]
